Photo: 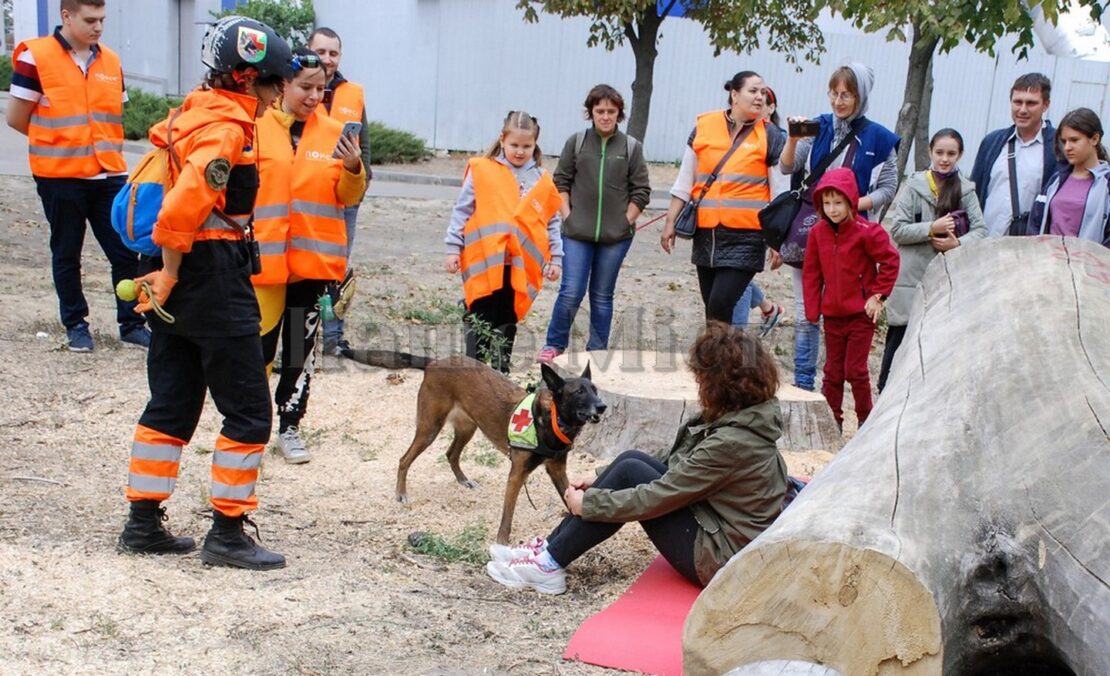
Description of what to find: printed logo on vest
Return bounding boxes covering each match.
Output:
[94,72,120,83]
[303,150,333,162]
[338,106,357,117]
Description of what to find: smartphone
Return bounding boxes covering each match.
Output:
[333,121,362,158]
[788,119,821,137]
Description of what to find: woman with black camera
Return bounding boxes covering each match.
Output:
[879,128,987,391]
[660,71,786,324]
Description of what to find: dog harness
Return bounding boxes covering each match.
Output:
[507,393,571,457]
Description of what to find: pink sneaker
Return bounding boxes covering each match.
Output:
[488,536,546,563]
[536,346,563,364]
[486,555,566,594]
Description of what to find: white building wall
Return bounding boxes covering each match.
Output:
[13,0,1110,167]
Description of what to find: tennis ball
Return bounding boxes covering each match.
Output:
[116,279,138,302]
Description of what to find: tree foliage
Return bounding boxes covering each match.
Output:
[516,1,825,143]
[212,0,316,49]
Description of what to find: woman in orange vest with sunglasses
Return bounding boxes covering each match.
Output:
[661,71,787,324]
[252,48,367,464]
[445,111,564,373]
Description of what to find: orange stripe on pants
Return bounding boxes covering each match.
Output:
[210,434,264,517]
[125,424,186,502]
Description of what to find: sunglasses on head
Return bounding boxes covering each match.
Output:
[290,54,323,72]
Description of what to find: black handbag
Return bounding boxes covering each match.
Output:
[759,119,862,251]
[675,122,756,239]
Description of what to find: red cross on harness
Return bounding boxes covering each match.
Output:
[511,408,533,433]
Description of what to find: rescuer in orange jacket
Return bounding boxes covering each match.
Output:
[115,16,295,571]
[444,111,564,373]
[252,48,367,465]
[308,27,373,357]
[6,0,147,352]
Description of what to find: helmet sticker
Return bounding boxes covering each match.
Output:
[237,26,268,64]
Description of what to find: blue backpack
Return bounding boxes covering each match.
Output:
[111,110,183,256]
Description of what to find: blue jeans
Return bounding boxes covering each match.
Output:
[323,203,360,347]
[731,281,765,327]
[34,176,143,332]
[544,236,633,351]
[792,266,821,391]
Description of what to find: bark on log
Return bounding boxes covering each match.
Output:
[552,350,842,460]
[684,237,1110,675]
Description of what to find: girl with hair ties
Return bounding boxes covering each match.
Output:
[1028,107,1110,247]
[879,128,987,391]
[486,322,790,594]
[444,111,564,373]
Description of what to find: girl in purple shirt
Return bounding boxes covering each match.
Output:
[1030,108,1110,246]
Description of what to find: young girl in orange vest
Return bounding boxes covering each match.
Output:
[445,111,564,373]
[252,48,367,464]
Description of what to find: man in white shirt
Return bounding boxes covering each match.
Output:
[971,73,1059,238]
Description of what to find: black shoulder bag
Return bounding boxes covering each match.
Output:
[759,121,861,251]
[674,122,756,239]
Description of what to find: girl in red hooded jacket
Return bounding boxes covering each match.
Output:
[802,167,899,428]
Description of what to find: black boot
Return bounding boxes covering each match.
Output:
[117,500,196,554]
[200,511,286,570]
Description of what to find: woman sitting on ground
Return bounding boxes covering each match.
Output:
[486,321,789,594]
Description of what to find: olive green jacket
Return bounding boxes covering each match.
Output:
[581,398,788,585]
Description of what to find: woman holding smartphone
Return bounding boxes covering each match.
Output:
[879,128,987,391]
[777,62,899,392]
[252,47,367,464]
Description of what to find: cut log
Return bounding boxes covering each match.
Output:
[552,350,842,460]
[684,237,1110,675]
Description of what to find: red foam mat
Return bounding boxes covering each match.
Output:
[563,556,702,675]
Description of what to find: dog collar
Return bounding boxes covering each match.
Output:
[549,400,572,445]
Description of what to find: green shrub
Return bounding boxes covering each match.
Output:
[369,121,430,164]
[123,87,183,141]
[0,55,12,91]
[212,0,315,48]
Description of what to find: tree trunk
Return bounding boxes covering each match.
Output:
[623,5,666,144]
[552,350,842,459]
[913,55,934,172]
[684,237,1110,675]
[893,21,940,183]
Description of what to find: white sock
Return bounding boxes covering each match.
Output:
[535,549,561,572]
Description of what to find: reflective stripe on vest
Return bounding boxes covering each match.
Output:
[252,109,295,285]
[691,112,771,231]
[459,157,561,320]
[286,112,349,282]
[18,37,126,178]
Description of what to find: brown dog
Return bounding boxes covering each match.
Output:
[396,356,606,544]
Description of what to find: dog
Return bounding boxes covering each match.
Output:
[395,355,606,544]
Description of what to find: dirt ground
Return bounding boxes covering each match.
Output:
[0,171,876,674]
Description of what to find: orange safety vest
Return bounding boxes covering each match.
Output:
[285,112,349,281]
[460,158,561,320]
[251,109,294,285]
[15,37,126,178]
[691,112,770,230]
[323,80,365,124]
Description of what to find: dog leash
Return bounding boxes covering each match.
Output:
[635,212,667,232]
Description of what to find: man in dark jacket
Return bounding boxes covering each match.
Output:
[970,73,1057,238]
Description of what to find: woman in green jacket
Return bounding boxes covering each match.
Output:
[487,322,789,594]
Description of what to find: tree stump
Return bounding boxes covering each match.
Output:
[552,350,842,460]
[684,237,1110,675]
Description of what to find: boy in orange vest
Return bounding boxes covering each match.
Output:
[308,27,373,357]
[7,0,148,352]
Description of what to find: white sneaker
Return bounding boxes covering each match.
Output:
[276,426,311,464]
[488,536,547,563]
[486,555,566,595]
